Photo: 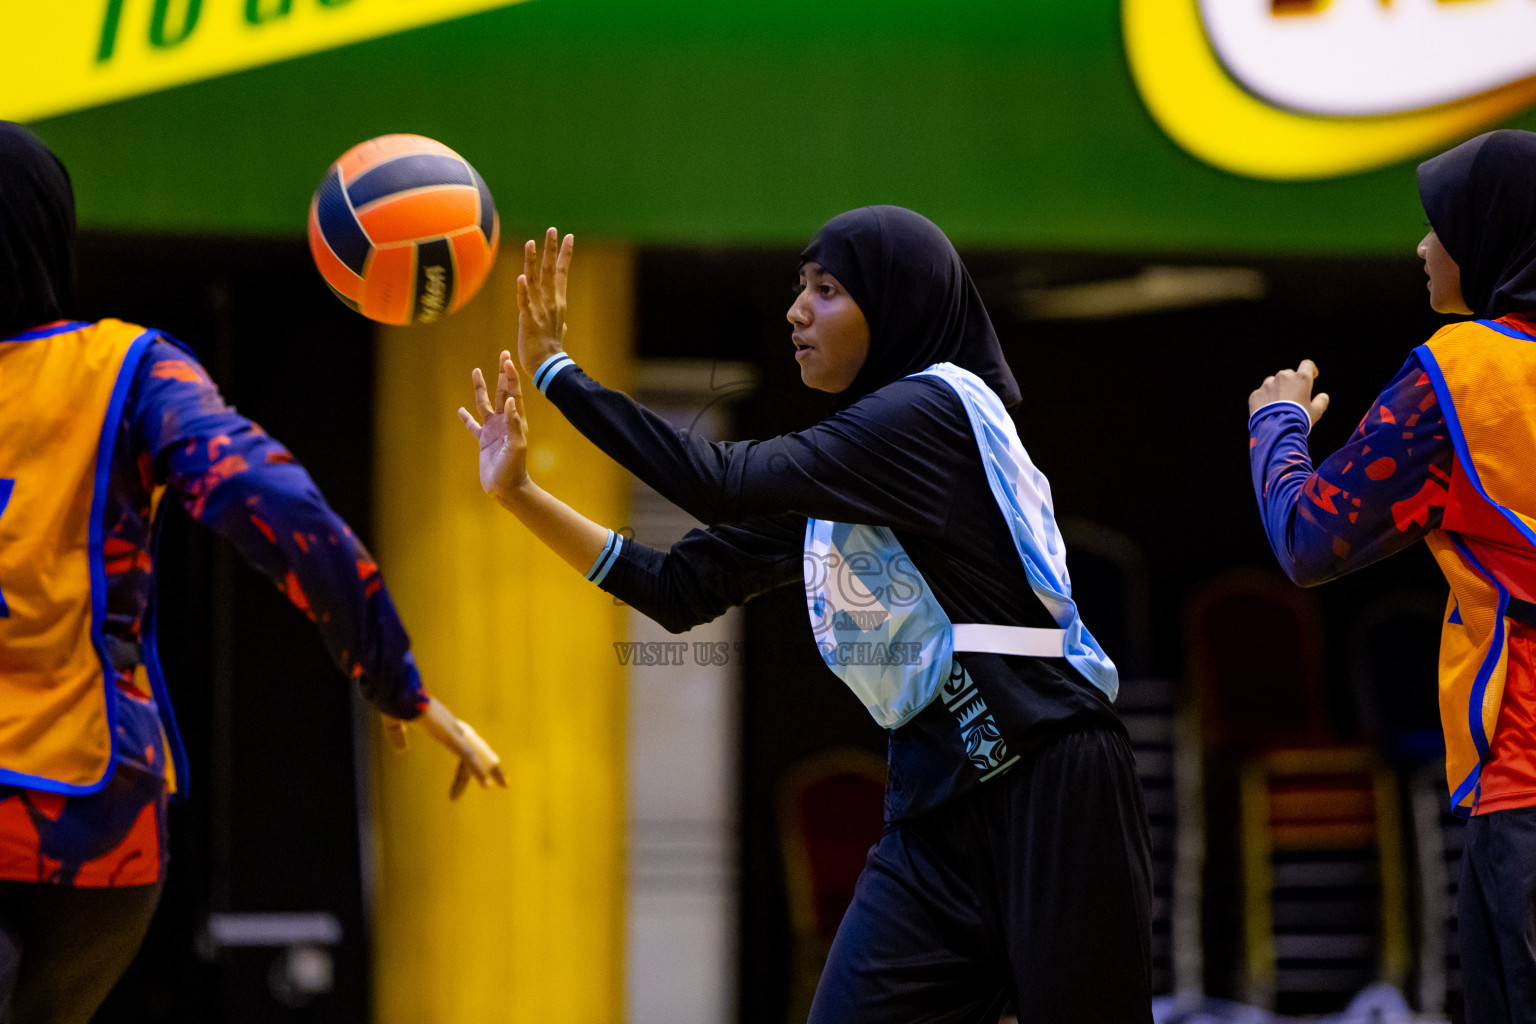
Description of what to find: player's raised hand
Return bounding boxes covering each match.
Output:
[516,227,573,375]
[1249,359,1330,427]
[458,351,530,505]
[381,697,506,800]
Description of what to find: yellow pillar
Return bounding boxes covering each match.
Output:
[370,244,632,1023]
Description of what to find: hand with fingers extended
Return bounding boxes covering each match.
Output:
[1249,359,1331,427]
[458,349,530,506]
[381,696,507,800]
[517,227,573,374]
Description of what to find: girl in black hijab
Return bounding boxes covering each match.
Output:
[1417,130,1536,319]
[1247,130,1536,1024]
[463,208,1153,1021]
[800,206,1021,411]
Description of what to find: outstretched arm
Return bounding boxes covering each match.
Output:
[512,230,968,534]
[138,340,503,798]
[460,352,803,630]
[458,350,611,574]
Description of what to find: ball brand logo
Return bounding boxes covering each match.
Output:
[0,0,535,123]
[1124,0,1536,179]
[418,266,449,323]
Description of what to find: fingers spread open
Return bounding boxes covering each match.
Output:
[504,353,524,401]
[554,234,573,307]
[1298,358,1319,379]
[458,407,482,438]
[472,367,495,419]
[450,760,471,801]
[517,274,544,333]
[540,228,559,305]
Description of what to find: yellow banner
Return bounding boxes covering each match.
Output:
[2,0,533,123]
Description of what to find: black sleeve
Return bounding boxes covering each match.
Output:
[544,363,972,534]
[596,514,806,633]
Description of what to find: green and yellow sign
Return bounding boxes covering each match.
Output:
[1124,0,1536,180]
[1,0,532,123]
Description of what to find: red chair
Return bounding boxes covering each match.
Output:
[777,748,887,1022]
[1184,567,1331,758]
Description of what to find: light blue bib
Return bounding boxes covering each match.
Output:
[804,362,1118,730]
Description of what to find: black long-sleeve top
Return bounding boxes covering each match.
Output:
[545,360,1118,821]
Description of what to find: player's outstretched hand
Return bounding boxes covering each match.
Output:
[382,697,507,800]
[1249,359,1330,427]
[516,227,573,375]
[459,350,529,506]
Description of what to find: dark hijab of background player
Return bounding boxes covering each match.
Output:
[1418,129,1536,318]
[0,121,77,340]
[801,205,1022,410]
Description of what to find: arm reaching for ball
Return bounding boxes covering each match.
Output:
[457,349,612,575]
[516,228,573,376]
[381,698,506,800]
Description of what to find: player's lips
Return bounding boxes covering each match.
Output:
[793,335,814,361]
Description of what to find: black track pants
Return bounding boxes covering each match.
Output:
[0,880,163,1024]
[807,725,1154,1024]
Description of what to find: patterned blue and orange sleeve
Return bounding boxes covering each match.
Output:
[129,339,428,720]
[1249,352,1453,586]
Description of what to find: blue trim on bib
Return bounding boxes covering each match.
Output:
[143,464,192,799]
[3,321,90,343]
[0,329,158,796]
[1449,534,1504,770]
[1417,344,1536,554]
[912,363,1117,701]
[0,479,12,618]
[803,362,1118,731]
[1419,339,1534,818]
[1477,319,1536,342]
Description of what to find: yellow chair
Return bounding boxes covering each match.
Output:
[1239,748,1410,1013]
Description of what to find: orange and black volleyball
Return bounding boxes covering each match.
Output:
[308,134,499,325]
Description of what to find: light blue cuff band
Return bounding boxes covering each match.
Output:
[533,353,576,394]
[585,530,624,585]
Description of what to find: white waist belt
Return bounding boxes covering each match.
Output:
[951,623,1066,658]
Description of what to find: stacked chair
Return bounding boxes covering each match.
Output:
[1237,747,1409,1011]
[1061,520,1203,1003]
[1185,568,1411,1015]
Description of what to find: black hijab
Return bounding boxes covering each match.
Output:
[800,206,1021,410]
[0,121,77,339]
[1418,129,1536,318]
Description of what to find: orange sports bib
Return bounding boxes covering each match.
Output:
[0,319,156,793]
[1418,318,1536,813]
